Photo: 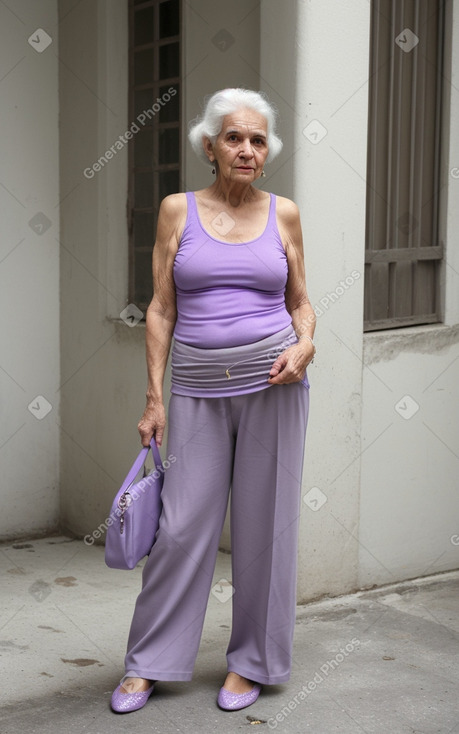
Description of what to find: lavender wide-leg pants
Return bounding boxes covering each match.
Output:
[123,381,309,685]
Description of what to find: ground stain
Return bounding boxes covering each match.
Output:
[61,658,103,667]
[38,625,63,633]
[7,567,26,575]
[0,640,29,650]
[29,580,52,601]
[54,576,77,587]
[11,543,33,550]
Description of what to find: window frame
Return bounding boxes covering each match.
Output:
[364,0,445,331]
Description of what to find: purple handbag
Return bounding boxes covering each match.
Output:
[105,437,164,570]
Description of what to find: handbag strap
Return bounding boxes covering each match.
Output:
[119,437,163,494]
[148,436,162,469]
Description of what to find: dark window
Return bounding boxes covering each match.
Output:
[364,0,445,330]
[128,0,181,313]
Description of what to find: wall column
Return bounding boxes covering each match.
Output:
[260,0,371,602]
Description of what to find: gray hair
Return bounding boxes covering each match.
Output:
[188,87,283,167]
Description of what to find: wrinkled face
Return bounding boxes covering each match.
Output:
[204,108,269,182]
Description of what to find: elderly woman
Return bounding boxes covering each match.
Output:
[110,87,316,714]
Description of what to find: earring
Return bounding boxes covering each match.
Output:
[211,166,216,174]
[261,170,266,177]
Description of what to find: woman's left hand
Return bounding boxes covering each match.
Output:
[267,341,314,385]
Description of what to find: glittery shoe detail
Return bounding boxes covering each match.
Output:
[110,683,154,713]
[217,683,261,711]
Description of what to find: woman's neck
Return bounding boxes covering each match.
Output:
[207,178,259,208]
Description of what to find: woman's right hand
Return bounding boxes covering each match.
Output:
[137,400,166,447]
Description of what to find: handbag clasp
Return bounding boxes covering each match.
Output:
[118,492,130,534]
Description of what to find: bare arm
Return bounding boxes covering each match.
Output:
[268,197,316,385]
[137,194,186,446]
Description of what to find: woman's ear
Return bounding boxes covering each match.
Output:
[202,135,215,163]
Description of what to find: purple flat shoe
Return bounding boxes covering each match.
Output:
[110,682,155,713]
[217,682,262,711]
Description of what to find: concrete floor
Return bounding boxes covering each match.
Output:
[1,534,459,734]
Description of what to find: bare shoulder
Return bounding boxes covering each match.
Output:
[274,195,301,225]
[159,192,187,217]
[274,195,302,255]
[157,193,187,246]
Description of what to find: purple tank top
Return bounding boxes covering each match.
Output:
[172,191,293,348]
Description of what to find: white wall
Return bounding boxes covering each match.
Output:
[0,0,60,538]
[359,0,459,587]
[261,0,371,602]
[360,329,459,586]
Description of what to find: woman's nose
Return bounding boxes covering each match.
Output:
[238,140,253,157]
